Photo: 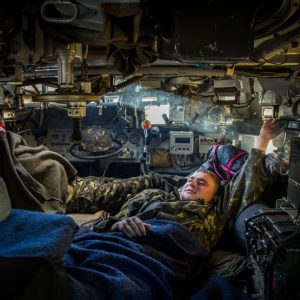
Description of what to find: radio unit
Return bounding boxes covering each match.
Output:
[245,209,300,300]
[169,131,194,155]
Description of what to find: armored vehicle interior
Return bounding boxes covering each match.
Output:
[1,0,300,177]
[1,1,300,299]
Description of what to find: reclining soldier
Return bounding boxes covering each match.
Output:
[82,119,287,252]
[0,119,285,252]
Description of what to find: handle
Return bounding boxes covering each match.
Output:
[41,1,78,24]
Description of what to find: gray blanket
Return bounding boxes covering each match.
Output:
[0,131,77,213]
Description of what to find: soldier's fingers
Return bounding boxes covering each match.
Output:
[127,218,143,236]
[131,216,148,235]
[270,122,281,129]
[119,224,131,236]
[110,222,117,231]
[124,223,136,237]
[112,221,132,236]
[270,125,284,136]
[136,222,147,235]
[110,221,122,232]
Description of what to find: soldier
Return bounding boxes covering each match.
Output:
[0,119,284,252]
[81,119,284,253]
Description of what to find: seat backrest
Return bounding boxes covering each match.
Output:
[206,144,249,182]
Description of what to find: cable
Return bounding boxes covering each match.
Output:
[209,96,218,106]
[259,49,289,66]
[19,77,58,87]
[230,97,255,109]
[69,140,123,160]
[106,75,143,93]
[48,103,68,110]
[20,88,37,95]
[290,67,300,81]
[236,69,291,78]
[32,85,40,94]
[101,166,108,178]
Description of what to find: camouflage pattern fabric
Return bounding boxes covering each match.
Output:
[66,172,174,214]
[90,148,271,253]
[265,152,289,176]
[220,148,271,230]
[92,188,224,253]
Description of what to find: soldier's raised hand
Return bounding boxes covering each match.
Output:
[255,118,284,151]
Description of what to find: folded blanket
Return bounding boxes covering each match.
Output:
[0,209,79,300]
[0,209,78,258]
[64,219,208,300]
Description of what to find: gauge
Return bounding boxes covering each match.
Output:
[149,126,160,138]
[207,106,226,124]
[115,133,128,144]
[128,133,141,145]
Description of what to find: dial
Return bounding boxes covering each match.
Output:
[207,106,226,124]
[115,133,128,144]
[149,126,160,138]
[128,133,141,145]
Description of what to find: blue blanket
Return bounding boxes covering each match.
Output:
[64,219,208,300]
[0,209,78,258]
[0,209,78,300]
[0,210,250,300]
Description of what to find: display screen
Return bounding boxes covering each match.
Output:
[218,95,236,101]
[288,121,300,130]
[142,96,157,102]
[104,95,119,103]
[175,137,191,144]
[262,107,274,117]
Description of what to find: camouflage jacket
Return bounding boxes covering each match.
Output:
[76,149,270,252]
[66,172,183,214]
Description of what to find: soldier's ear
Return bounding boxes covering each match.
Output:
[213,185,224,202]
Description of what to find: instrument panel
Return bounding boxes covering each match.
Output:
[43,128,144,164]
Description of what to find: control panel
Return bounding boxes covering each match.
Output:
[42,129,88,162]
[198,137,217,154]
[42,128,143,163]
[169,131,194,154]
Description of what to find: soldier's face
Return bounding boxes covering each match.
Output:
[181,172,218,203]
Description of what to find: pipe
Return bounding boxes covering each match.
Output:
[24,66,227,78]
